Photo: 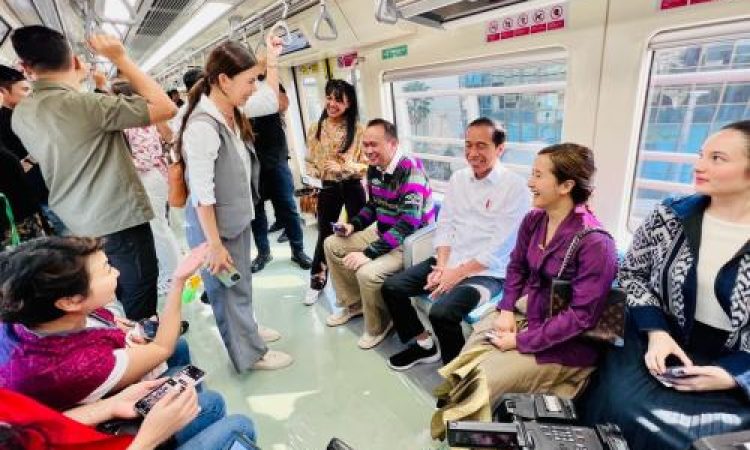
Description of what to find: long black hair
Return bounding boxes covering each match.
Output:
[315,79,359,153]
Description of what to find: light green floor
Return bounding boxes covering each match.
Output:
[180,226,445,450]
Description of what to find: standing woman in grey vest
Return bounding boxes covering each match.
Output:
[176,35,293,372]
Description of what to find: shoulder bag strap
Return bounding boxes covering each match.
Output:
[555,227,613,279]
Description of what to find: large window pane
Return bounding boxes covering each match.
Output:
[628,37,750,229]
[391,59,567,188]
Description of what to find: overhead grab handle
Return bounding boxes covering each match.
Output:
[374,0,399,25]
[268,0,292,46]
[313,0,337,41]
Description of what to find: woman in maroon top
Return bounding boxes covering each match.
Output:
[431,143,618,439]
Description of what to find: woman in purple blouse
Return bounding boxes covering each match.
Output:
[431,143,618,439]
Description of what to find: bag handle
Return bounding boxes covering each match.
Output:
[556,227,613,279]
[0,193,21,248]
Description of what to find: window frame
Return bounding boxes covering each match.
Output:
[625,20,750,231]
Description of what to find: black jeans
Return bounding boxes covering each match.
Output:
[104,222,159,321]
[382,257,504,364]
[311,179,366,287]
[252,164,305,255]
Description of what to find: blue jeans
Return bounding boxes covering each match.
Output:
[177,414,257,449]
[173,390,226,444]
[251,164,304,255]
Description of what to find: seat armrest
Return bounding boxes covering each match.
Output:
[402,223,437,268]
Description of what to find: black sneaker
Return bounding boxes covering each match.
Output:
[200,291,209,304]
[387,342,440,371]
[268,221,283,233]
[251,253,273,273]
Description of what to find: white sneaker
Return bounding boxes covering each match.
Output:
[325,305,363,327]
[251,350,293,370]
[258,325,281,343]
[303,287,321,306]
[357,321,393,350]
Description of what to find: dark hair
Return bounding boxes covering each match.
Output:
[177,41,256,154]
[721,120,750,162]
[468,117,506,146]
[0,236,104,327]
[537,143,596,204]
[0,423,44,450]
[183,68,205,92]
[111,80,135,96]
[11,26,72,72]
[167,88,179,97]
[0,65,26,91]
[366,118,398,141]
[315,79,359,153]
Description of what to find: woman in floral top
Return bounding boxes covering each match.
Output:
[303,79,367,305]
[113,81,182,296]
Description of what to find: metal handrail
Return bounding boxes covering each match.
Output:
[375,0,399,24]
[268,0,293,45]
[313,0,337,41]
[93,0,137,26]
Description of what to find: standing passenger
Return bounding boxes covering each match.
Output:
[112,80,182,297]
[10,27,177,321]
[249,79,312,273]
[177,35,292,372]
[304,79,368,305]
[579,121,750,450]
[431,143,618,439]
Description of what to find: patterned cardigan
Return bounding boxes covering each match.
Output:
[621,194,750,396]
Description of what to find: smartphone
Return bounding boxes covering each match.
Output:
[663,366,690,378]
[331,222,346,234]
[137,319,159,341]
[216,265,242,287]
[134,365,206,416]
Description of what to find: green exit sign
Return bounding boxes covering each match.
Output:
[382,45,408,60]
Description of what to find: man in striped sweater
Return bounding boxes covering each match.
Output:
[324,119,435,350]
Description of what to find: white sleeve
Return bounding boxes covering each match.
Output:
[242,82,279,118]
[183,121,220,205]
[79,349,129,404]
[434,173,459,249]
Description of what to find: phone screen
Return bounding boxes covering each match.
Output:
[135,365,206,416]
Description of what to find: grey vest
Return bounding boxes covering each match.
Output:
[187,112,260,239]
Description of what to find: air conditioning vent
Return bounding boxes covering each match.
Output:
[396,0,528,25]
[135,0,193,36]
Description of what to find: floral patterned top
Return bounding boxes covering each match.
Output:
[305,119,367,182]
[123,125,167,177]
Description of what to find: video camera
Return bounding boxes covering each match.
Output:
[446,393,629,450]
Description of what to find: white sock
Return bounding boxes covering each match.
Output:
[416,335,434,349]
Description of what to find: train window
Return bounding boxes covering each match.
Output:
[628,28,750,229]
[385,54,567,190]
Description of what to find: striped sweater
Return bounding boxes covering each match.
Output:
[350,154,435,259]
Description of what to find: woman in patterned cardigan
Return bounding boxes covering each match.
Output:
[580,120,750,450]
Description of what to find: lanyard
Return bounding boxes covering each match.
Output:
[0,193,20,248]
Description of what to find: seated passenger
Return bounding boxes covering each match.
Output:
[431,143,618,439]
[0,382,256,449]
[578,121,750,450]
[0,237,199,411]
[10,26,177,320]
[381,118,529,369]
[324,118,435,350]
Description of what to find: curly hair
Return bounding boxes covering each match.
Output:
[0,236,104,327]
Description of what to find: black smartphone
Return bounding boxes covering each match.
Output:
[224,431,261,450]
[134,365,206,416]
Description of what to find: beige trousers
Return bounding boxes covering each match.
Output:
[324,226,403,336]
[431,309,594,440]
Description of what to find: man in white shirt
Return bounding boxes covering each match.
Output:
[381,118,530,370]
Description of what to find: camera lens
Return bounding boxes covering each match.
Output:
[231,273,240,281]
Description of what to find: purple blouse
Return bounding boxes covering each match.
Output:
[498,206,618,367]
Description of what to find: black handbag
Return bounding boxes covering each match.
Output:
[548,228,626,347]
